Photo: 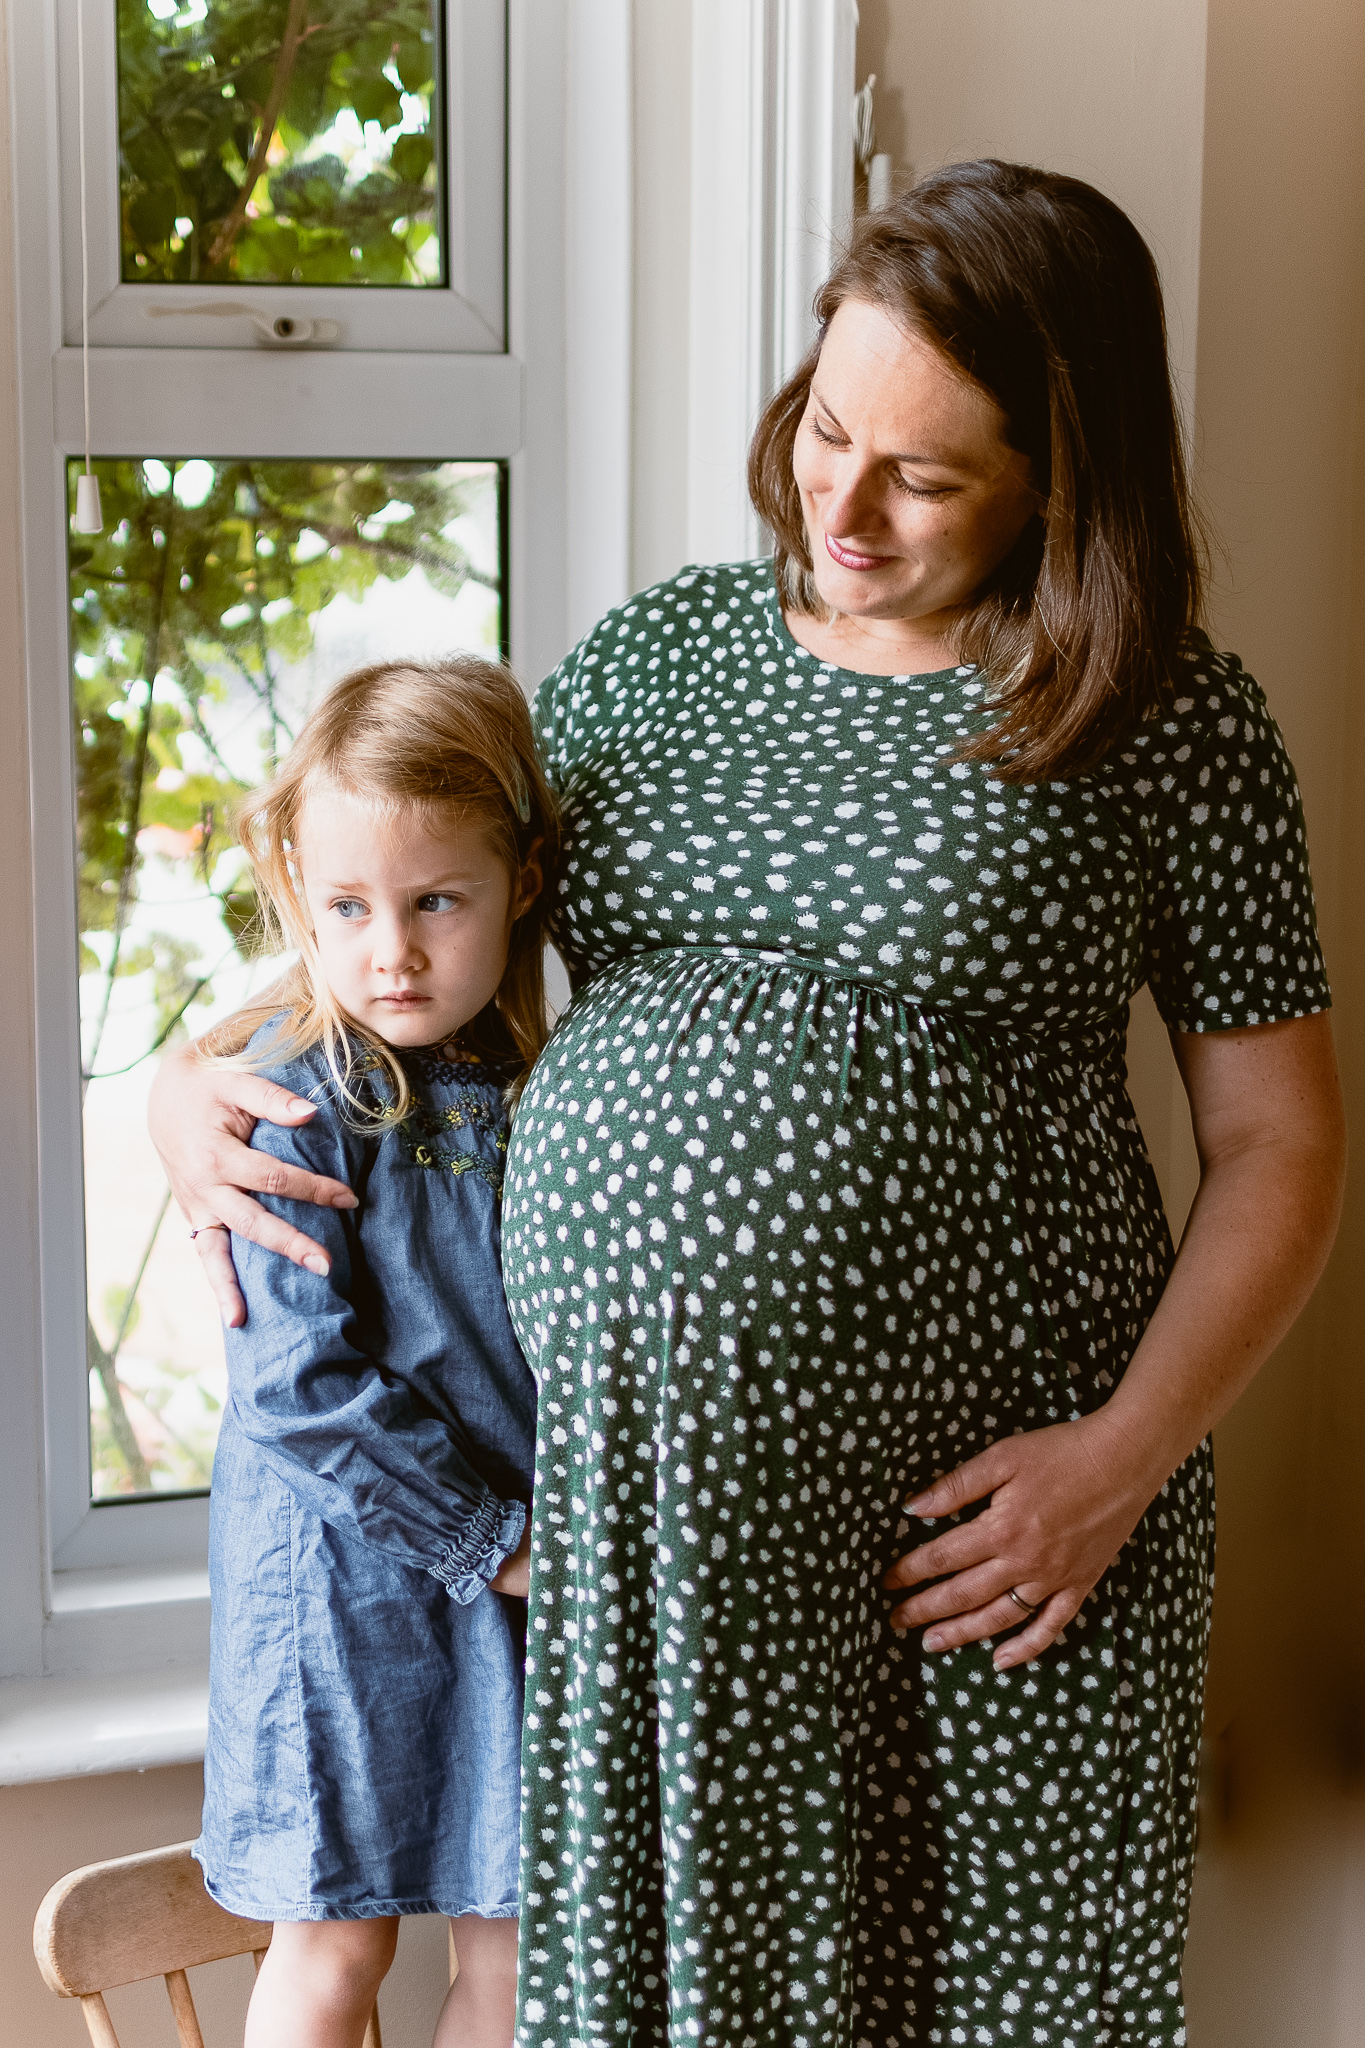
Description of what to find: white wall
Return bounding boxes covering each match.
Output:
[1180,0,1365,2038]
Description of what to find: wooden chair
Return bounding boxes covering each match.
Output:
[33,1840,384,2047]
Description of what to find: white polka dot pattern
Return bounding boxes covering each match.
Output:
[501,562,1329,2048]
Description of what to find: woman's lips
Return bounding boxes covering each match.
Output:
[825,531,893,571]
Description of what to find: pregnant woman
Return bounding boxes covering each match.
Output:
[154,162,1344,2048]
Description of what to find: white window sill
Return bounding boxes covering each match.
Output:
[0,1664,207,1785]
[0,1566,211,1784]
[45,1564,211,1678]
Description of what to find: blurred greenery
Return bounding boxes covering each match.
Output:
[72,453,501,1495]
[72,453,497,1072]
[116,0,443,286]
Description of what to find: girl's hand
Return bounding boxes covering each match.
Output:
[488,1516,532,1598]
[882,1412,1163,1671]
[148,1041,357,1328]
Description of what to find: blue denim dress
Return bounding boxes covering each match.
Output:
[194,1027,536,1922]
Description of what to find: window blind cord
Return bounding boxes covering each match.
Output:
[73,0,102,533]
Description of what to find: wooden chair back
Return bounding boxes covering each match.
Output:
[33,1840,383,2048]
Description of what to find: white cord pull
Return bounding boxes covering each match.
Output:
[74,0,101,531]
[74,471,103,533]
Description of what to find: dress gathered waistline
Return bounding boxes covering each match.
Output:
[567,941,1126,1055]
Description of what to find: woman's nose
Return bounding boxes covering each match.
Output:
[821,458,885,538]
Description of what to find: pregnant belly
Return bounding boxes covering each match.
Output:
[503,946,1166,1452]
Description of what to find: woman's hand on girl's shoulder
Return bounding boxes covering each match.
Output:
[148,1039,358,1328]
[488,1515,532,1598]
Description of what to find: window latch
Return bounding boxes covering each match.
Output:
[143,302,340,348]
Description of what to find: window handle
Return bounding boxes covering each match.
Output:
[143,303,340,349]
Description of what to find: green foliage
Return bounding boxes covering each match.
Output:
[102,1283,142,1346]
[116,0,443,287]
[71,454,498,1039]
[74,450,500,1499]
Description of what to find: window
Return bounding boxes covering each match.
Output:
[115,0,447,291]
[73,454,505,1500]
[5,0,582,1606]
[2,0,624,1693]
[61,0,505,351]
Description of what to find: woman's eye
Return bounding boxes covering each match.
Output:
[416,892,460,913]
[893,473,950,500]
[809,416,845,447]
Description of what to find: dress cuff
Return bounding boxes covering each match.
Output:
[430,1491,526,1604]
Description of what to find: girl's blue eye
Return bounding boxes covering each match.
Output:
[417,892,459,913]
[333,899,367,919]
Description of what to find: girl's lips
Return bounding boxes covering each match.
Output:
[377,993,430,1006]
[825,531,893,571]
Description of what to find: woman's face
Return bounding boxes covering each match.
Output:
[792,298,1041,633]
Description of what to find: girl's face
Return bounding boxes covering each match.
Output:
[297,786,541,1049]
[791,297,1041,633]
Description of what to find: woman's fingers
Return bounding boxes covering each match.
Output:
[903,1445,1009,1520]
[230,1075,322,1128]
[149,1044,356,1221]
[890,1583,1081,1666]
[209,1187,334,1277]
[883,1525,993,1596]
[192,1227,248,1329]
[992,1592,1077,1670]
[887,1557,1011,1628]
[205,1139,356,1210]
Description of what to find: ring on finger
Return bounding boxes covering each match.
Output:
[189,1225,228,1240]
[1006,1586,1040,1616]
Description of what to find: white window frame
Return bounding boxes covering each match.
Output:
[686,0,857,564]
[0,0,632,1701]
[57,0,506,354]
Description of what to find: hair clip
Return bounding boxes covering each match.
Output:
[512,767,532,824]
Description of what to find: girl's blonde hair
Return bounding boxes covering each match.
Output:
[203,655,559,1119]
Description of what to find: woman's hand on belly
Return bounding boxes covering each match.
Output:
[881,1414,1160,1670]
[885,1011,1347,1670]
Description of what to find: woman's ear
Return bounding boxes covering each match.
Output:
[513,836,545,920]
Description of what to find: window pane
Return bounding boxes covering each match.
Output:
[69,456,505,1499]
[117,1,446,288]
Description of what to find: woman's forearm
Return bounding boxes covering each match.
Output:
[1092,1137,1343,1500]
[1095,1022,1346,1494]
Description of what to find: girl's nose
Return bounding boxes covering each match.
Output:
[371,910,422,974]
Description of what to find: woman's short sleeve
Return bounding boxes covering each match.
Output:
[532,608,622,797]
[1141,660,1331,1031]
[532,650,577,800]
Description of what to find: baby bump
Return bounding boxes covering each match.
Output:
[503,949,1162,1455]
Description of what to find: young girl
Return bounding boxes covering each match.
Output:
[192,657,556,2048]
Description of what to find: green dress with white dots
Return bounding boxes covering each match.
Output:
[501,562,1329,2048]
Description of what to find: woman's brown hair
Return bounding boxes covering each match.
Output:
[748,158,1207,781]
[202,655,558,1117]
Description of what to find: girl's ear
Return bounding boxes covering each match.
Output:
[513,835,545,920]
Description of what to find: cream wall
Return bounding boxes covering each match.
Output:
[853,4,1365,2045]
[0,1768,454,2046]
